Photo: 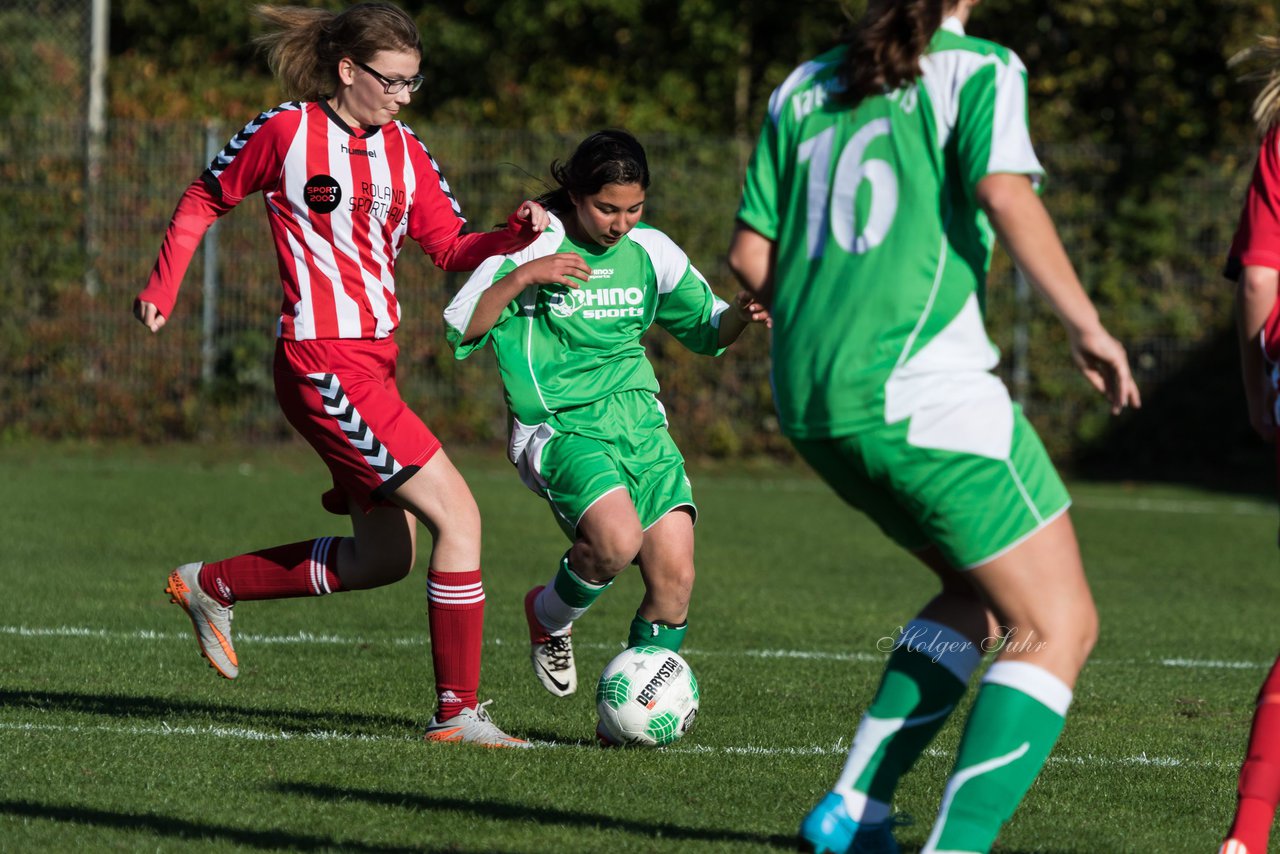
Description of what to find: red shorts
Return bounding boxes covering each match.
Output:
[274,336,441,515]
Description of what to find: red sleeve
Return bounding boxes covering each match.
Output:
[400,130,540,271]
[404,130,469,256]
[204,105,294,205]
[135,177,233,319]
[135,107,293,318]
[1229,125,1280,278]
[429,209,540,271]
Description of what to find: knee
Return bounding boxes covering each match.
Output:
[433,493,481,539]
[1008,600,1096,673]
[349,543,415,589]
[1052,596,1098,661]
[578,523,644,579]
[651,562,695,607]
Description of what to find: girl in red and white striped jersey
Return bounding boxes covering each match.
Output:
[132,1,546,748]
[1223,35,1280,854]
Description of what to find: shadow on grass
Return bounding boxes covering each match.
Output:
[0,688,417,736]
[276,781,800,848]
[0,799,432,852]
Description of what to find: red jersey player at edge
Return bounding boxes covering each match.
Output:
[1221,36,1280,854]
[132,2,548,748]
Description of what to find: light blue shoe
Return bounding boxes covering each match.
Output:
[799,792,901,854]
[800,793,858,854]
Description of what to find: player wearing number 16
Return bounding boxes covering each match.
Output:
[728,1,1140,852]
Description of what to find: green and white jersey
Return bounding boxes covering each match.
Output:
[737,18,1043,451]
[444,212,729,428]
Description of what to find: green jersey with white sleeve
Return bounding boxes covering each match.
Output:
[737,18,1043,454]
[443,212,729,433]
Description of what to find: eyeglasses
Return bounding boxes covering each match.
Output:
[354,61,424,94]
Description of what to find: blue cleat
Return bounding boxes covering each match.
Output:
[851,821,900,854]
[799,792,901,854]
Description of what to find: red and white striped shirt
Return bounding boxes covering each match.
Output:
[140,101,533,341]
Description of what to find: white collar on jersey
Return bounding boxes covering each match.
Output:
[941,16,965,35]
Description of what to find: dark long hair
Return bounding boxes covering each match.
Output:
[537,130,650,216]
[254,2,422,101]
[837,0,947,106]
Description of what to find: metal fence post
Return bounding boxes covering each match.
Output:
[83,0,109,296]
[202,123,220,385]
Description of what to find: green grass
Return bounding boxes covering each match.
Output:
[1,440,1276,852]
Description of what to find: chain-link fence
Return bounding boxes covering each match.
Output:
[0,2,1257,470]
[1,111,1251,467]
[1,0,90,114]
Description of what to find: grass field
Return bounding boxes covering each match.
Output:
[2,440,1278,853]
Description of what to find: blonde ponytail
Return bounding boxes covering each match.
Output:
[1230,35,1280,134]
[253,3,423,102]
[254,6,334,101]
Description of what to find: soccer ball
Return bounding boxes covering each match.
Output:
[595,645,699,747]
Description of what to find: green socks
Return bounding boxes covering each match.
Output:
[833,619,981,825]
[535,552,690,652]
[923,660,1071,853]
[533,552,610,633]
[628,613,688,651]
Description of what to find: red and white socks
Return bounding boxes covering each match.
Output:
[196,544,488,723]
[427,568,485,721]
[199,537,345,605]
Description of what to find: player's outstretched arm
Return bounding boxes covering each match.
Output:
[1237,265,1279,441]
[716,291,771,348]
[430,200,550,272]
[977,173,1141,415]
[727,222,776,310]
[461,253,592,342]
[132,178,231,334]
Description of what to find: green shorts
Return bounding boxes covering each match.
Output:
[510,390,695,540]
[791,404,1070,569]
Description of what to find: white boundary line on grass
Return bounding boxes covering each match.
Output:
[0,721,1237,769]
[0,624,884,662]
[1,624,1271,669]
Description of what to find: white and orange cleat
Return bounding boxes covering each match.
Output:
[424,701,531,748]
[1220,841,1251,854]
[165,562,238,679]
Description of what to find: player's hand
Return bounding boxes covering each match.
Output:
[1068,325,1140,415]
[133,298,167,333]
[514,199,550,233]
[513,253,592,289]
[733,290,771,328]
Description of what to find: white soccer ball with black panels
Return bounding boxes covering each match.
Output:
[595,645,699,747]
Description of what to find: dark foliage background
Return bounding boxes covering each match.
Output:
[4,0,1279,489]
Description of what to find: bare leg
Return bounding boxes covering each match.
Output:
[635,508,696,626]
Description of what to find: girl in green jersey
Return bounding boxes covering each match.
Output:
[444,130,767,740]
[729,1,1139,852]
